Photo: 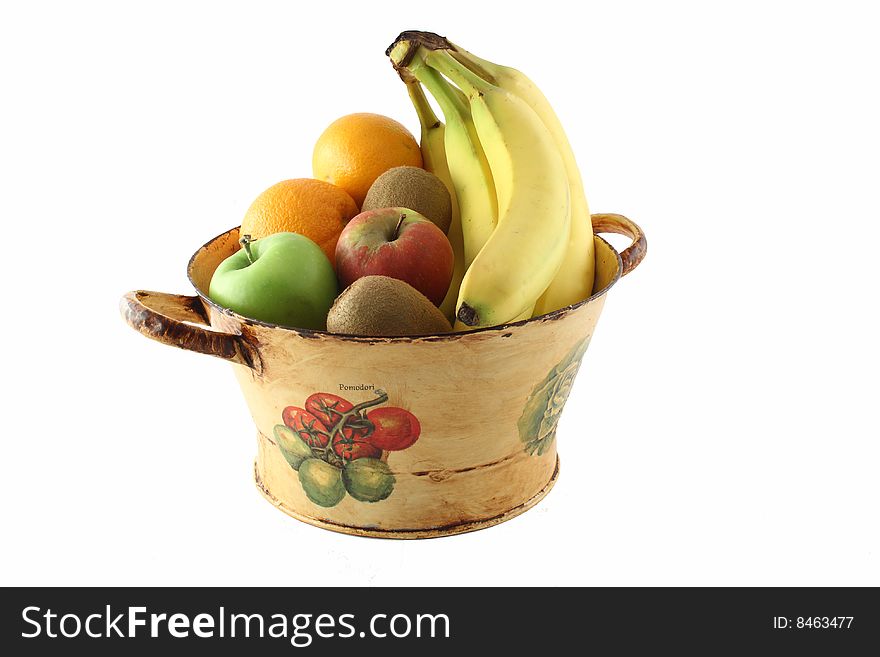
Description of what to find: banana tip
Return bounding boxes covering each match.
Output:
[456,303,479,327]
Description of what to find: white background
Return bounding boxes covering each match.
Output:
[1,1,878,586]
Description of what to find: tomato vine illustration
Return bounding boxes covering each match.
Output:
[272,389,421,507]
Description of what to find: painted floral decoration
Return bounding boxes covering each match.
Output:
[517,337,590,455]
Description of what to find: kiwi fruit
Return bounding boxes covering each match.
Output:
[362,166,452,234]
[327,276,452,336]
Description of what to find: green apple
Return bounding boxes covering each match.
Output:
[208,232,337,330]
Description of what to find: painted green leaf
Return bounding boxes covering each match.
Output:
[518,336,590,455]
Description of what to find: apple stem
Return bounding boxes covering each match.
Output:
[239,234,255,264]
[393,214,407,240]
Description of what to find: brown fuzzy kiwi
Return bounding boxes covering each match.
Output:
[327,276,452,336]
[362,166,452,233]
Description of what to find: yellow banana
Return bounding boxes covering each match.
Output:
[391,48,497,270]
[424,48,570,327]
[448,44,596,315]
[405,78,465,323]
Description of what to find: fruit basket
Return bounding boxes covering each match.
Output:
[120,213,645,538]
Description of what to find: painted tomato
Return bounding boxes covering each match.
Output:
[365,407,421,451]
[305,393,354,428]
[332,432,382,461]
[282,406,330,448]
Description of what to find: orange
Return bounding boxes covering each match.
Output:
[312,113,423,207]
[240,178,359,265]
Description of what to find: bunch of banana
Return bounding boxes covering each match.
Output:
[390,32,594,328]
[446,43,596,317]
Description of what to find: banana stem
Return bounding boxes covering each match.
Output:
[387,32,497,90]
[386,30,452,66]
[409,56,468,119]
[447,44,498,84]
[423,48,492,100]
[406,79,441,131]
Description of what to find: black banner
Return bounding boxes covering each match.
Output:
[2,587,877,654]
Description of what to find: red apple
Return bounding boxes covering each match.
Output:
[335,207,453,306]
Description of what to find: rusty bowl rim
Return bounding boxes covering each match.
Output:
[187,225,623,343]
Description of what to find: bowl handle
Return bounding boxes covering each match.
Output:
[120,290,261,372]
[591,213,647,276]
